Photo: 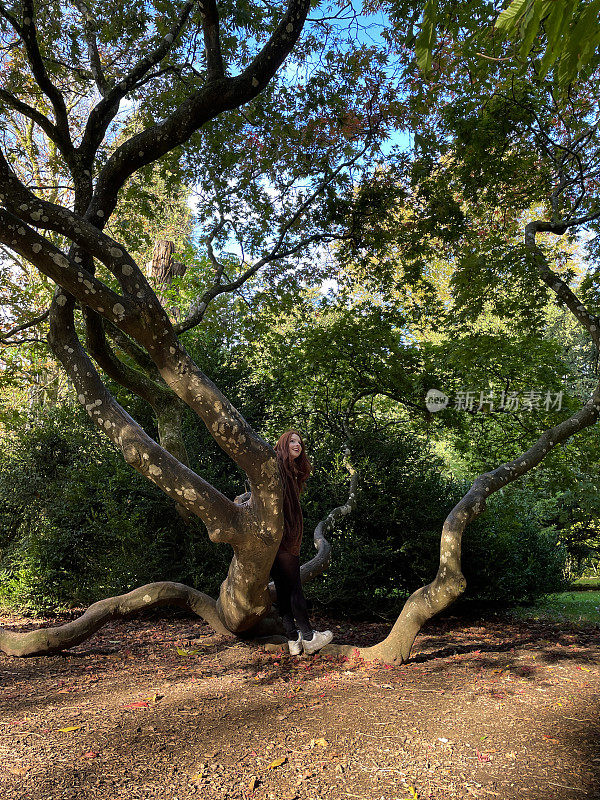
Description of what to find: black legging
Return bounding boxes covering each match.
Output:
[270,550,312,640]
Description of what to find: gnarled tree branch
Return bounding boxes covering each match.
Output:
[0,582,229,657]
[0,307,49,344]
[201,0,225,80]
[0,88,62,145]
[525,219,600,347]
[78,0,196,159]
[20,0,72,153]
[86,0,311,222]
[71,0,109,96]
[0,0,315,647]
[301,445,358,585]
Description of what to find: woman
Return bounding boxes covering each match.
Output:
[272,430,333,655]
[235,430,333,655]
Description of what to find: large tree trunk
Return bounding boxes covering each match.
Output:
[0,474,351,656]
[147,240,187,317]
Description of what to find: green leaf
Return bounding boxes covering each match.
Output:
[543,0,574,53]
[416,0,438,73]
[518,0,543,59]
[176,647,200,656]
[495,0,532,32]
[557,0,600,85]
[538,0,575,78]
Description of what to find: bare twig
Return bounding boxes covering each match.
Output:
[0,308,49,343]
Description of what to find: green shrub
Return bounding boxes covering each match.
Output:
[301,425,460,616]
[0,405,568,616]
[0,405,229,612]
[463,489,569,605]
[300,427,568,616]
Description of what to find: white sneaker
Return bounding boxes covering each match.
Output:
[302,629,333,655]
[287,634,303,656]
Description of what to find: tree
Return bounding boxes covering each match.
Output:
[2,0,600,665]
[0,0,391,657]
[345,12,600,658]
[0,0,321,653]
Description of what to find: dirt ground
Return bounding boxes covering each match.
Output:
[0,609,599,800]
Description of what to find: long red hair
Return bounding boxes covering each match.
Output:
[275,430,311,491]
[274,430,311,542]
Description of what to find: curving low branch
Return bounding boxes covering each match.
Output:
[0,582,229,657]
[256,446,357,601]
[300,446,358,586]
[324,383,600,663]
[0,308,49,345]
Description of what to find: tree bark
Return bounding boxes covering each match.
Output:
[148,240,188,315]
[0,447,358,656]
[0,583,229,657]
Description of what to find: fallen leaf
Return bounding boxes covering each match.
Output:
[310,737,328,748]
[268,757,287,769]
[8,766,29,776]
[176,647,200,656]
[248,776,259,792]
[58,725,84,733]
[82,751,98,759]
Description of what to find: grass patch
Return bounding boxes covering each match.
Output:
[514,590,600,624]
[570,576,600,591]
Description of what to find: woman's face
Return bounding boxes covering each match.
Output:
[288,433,302,460]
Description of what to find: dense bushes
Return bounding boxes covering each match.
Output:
[0,405,231,611]
[297,425,567,616]
[464,490,569,606]
[0,406,568,615]
[300,425,458,616]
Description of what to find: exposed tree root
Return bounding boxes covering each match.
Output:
[0,582,229,657]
